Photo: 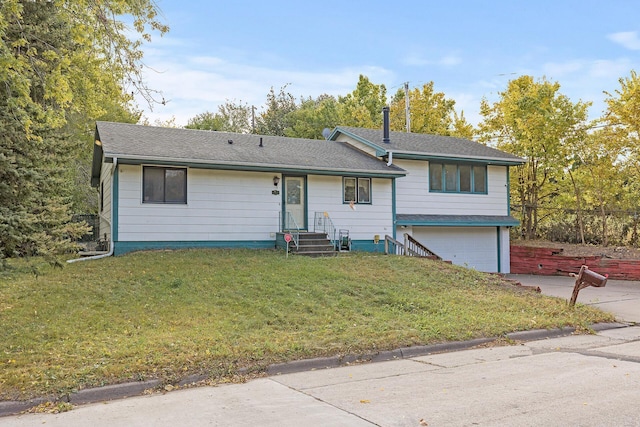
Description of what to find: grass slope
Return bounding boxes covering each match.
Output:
[0,249,613,400]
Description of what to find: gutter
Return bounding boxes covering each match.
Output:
[68,157,117,263]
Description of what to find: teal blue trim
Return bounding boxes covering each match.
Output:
[342,177,372,205]
[429,163,488,195]
[113,164,119,242]
[113,157,405,178]
[303,175,308,229]
[280,174,285,230]
[496,227,502,273]
[506,166,511,215]
[386,152,523,166]
[329,127,524,166]
[114,240,275,255]
[396,218,520,227]
[282,175,307,230]
[350,239,386,253]
[392,178,397,241]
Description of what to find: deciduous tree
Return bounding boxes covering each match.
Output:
[255,85,298,136]
[337,75,387,128]
[186,101,253,133]
[0,0,166,261]
[285,94,339,139]
[478,75,590,240]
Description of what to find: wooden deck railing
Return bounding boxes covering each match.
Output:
[403,233,442,260]
[384,235,404,255]
[384,233,442,260]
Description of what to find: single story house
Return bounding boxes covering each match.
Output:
[91,113,524,273]
[91,121,405,257]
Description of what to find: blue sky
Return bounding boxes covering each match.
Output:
[138,0,640,128]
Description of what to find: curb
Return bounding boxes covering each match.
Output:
[0,322,629,418]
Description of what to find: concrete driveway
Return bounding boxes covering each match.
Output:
[507,274,640,324]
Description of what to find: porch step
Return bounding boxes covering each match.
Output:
[282,232,337,257]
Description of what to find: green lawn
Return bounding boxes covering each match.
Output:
[0,249,613,400]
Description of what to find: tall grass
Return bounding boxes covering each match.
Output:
[0,249,613,400]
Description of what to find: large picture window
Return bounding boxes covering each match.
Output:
[143,166,187,204]
[429,163,487,194]
[343,177,372,204]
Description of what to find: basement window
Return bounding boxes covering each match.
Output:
[143,166,187,204]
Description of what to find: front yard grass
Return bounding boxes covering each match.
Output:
[0,249,614,400]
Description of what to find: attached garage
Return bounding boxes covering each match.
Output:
[397,215,518,273]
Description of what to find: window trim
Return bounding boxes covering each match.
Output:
[429,162,487,194]
[142,166,188,204]
[343,177,372,205]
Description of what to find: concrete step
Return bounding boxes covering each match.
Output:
[295,244,335,253]
[292,232,335,256]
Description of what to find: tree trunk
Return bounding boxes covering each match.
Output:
[598,201,608,246]
[567,170,586,244]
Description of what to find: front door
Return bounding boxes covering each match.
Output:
[283,176,306,230]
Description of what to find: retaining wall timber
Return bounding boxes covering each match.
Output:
[510,245,640,280]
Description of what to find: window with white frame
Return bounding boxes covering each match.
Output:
[143,166,187,203]
[343,177,371,204]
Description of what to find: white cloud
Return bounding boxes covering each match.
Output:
[439,54,462,66]
[608,31,640,50]
[136,52,395,126]
[588,58,633,78]
[447,91,483,126]
[542,60,585,78]
[402,52,462,67]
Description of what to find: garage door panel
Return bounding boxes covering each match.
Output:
[410,227,497,272]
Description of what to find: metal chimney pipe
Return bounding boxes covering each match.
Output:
[382,106,390,143]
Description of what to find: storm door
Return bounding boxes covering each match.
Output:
[283,176,306,230]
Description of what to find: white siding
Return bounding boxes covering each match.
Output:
[306,175,394,241]
[394,159,509,216]
[115,166,395,244]
[409,227,500,272]
[99,161,113,241]
[117,166,282,242]
[334,135,379,157]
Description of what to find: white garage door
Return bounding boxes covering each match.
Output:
[410,227,498,272]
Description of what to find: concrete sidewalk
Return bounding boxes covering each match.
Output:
[508,274,640,324]
[1,325,639,426]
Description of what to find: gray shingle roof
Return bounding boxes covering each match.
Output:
[333,127,525,164]
[94,122,405,178]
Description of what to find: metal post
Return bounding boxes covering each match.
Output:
[404,82,411,133]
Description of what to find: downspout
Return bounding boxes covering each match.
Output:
[68,157,117,263]
[387,151,393,166]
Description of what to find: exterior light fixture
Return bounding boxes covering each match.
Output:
[273,176,280,186]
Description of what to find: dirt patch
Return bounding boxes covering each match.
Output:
[514,240,640,260]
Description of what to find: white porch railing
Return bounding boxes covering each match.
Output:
[279,211,300,248]
[313,212,337,250]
